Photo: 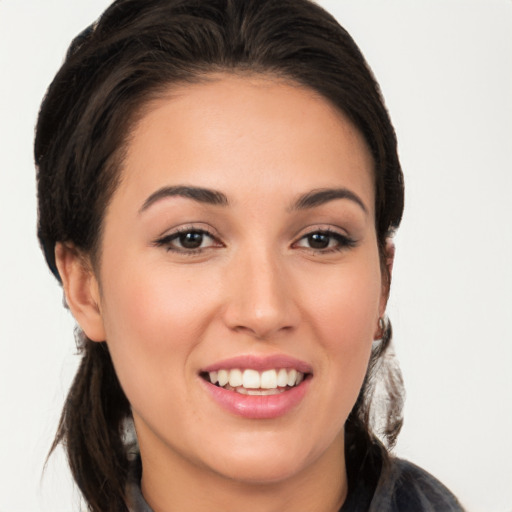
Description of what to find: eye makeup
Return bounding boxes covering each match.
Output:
[153,224,357,257]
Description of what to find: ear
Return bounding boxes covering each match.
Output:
[55,242,106,342]
[377,239,395,330]
[383,238,395,293]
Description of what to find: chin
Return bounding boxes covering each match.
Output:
[213,453,309,485]
[200,430,333,486]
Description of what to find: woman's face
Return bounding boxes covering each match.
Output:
[84,75,387,485]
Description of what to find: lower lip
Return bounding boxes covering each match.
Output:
[200,378,310,419]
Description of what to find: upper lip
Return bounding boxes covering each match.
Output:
[201,354,313,374]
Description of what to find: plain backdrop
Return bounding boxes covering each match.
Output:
[1,1,511,511]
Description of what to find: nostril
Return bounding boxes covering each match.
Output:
[221,269,300,339]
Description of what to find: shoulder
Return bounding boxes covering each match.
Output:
[370,458,465,512]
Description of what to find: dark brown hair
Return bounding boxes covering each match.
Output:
[36,1,404,510]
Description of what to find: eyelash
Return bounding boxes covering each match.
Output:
[292,229,357,253]
[154,227,221,255]
[154,227,356,255]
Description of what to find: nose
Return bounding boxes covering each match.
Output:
[221,247,300,340]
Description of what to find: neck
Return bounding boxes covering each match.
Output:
[139,432,347,512]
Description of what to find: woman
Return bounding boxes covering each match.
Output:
[35,0,464,510]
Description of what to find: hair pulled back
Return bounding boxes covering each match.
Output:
[36,1,404,510]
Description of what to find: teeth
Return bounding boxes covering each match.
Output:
[260,369,277,389]
[246,388,282,396]
[218,369,229,387]
[228,368,243,387]
[277,368,288,387]
[224,385,283,396]
[207,368,306,391]
[243,369,260,389]
[287,369,297,387]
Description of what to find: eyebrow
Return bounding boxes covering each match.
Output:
[139,185,229,213]
[290,188,368,214]
[139,184,367,215]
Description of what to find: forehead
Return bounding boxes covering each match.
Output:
[115,74,375,213]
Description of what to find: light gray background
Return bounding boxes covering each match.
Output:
[1,1,511,511]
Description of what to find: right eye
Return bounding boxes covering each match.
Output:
[155,228,221,253]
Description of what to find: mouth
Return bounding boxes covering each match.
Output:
[200,368,308,396]
[199,355,312,418]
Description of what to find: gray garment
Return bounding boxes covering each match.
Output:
[126,455,464,512]
[126,453,149,512]
[127,484,152,512]
[340,458,464,512]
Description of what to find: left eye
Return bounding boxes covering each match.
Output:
[295,231,352,251]
[156,229,218,251]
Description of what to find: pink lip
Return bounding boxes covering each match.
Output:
[199,354,313,419]
[201,354,313,374]
[200,376,311,419]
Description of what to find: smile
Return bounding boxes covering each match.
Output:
[204,368,306,395]
[199,356,312,419]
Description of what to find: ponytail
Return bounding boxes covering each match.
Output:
[49,336,132,512]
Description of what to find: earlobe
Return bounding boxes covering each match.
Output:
[374,316,386,341]
[55,243,106,342]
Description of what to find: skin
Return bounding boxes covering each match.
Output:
[56,74,392,512]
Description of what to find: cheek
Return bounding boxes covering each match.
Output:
[304,257,382,344]
[300,256,382,402]
[97,260,219,398]
[102,259,214,340]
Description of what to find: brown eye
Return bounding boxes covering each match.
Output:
[306,233,331,249]
[155,228,220,253]
[178,231,205,249]
[294,230,356,252]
